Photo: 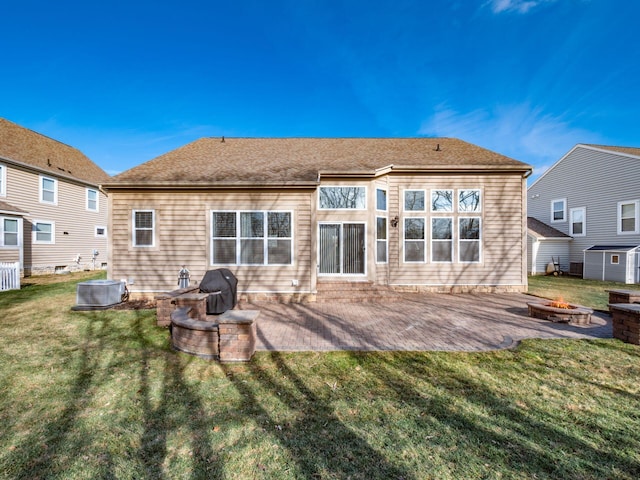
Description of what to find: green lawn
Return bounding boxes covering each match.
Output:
[527,274,636,311]
[1,272,639,479]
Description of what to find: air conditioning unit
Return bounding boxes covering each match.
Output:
[76,279,124,307]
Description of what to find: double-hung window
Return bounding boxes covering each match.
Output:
[570,207,586,236]
[133,210,155,247]
[376,188,388,263]
[212,211,292,265]
[87,189,99,212]
[431,217,453,262]
[618,200,639,234]
[551,198,566,222]
[458,189,482,262]
[404,217,425,262]
[459,217,481,262]
[33,220,54,244]
[40,176,57,204]
[1,218,18,246]
[376,217,387,263]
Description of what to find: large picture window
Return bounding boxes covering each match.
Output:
[618,200,639,234]
[133,210,154,247]
[319,187,366,209]
[459,217,481,263]
[431,217,453,262]
[404,217,425,263]
[212,211,292,265]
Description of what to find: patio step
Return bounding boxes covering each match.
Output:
[316,281,403,303]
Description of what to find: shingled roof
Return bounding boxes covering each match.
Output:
[0,200,28,216]
[106,137,531,188]
[583,144,640,158]
[0,118,109,185]
[527,217,572,239]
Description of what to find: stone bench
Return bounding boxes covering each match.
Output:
[607,289,640,309]
[171,306,220,359]
[170,307,259,362]
[609,303,640,345]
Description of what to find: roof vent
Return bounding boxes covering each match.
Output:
[435,144,441,151]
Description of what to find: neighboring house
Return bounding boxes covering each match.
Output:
[528,144,640,283]
[102,137,532,299]
[0,118,110,276]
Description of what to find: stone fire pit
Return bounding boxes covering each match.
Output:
[527,300,593,325]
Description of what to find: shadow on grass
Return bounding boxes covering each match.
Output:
[364,348,640,479]
[222,349,414,479]
[2,284,637,479]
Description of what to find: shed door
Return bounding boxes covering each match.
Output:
[319,223,366,275]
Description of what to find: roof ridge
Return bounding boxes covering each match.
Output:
[0,118,86,155]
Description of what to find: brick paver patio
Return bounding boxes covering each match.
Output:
[243,293,611,352]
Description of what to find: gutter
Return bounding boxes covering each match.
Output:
[101,180,320,191]
[0,155,105,188]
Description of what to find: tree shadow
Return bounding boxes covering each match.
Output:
[362,349,640,478]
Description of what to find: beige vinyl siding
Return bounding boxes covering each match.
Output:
[0,249,20,263]
[109,189,313,294]
[5,164,108,273]
[387,173,526,288]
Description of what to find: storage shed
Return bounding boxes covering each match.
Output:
[583,245,640,284]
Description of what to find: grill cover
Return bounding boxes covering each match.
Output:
[199,268,238,314]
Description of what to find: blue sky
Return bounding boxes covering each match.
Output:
[1,0,638,181]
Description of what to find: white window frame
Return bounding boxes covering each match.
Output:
[86,188,99,212]
[33,220,55,244]
[431,189,454,213]
[0,217,20,247]
[459,217,482,264]
[431,217,453,263]
[0,163,6,197]
[611,254,620,265]
[569,207,586,237]
[403,216,426,263]
[618,200,640,235]
[132,210,155,247]
[95,226,107,238]
[318,186,367,210]
[550,198,566,223]
[376,188,387,212]
[376,216,388,264]
[403,189,426,212]
[40,176,58,205]
[211,210,294,266]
